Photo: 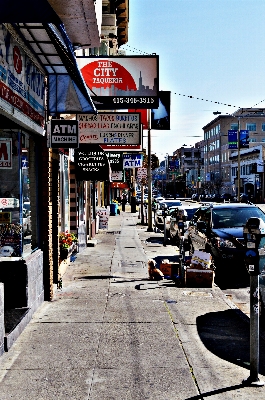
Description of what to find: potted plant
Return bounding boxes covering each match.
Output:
[59,231,78,260]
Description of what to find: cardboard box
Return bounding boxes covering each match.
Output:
[190,250,212,269]
[160,262,180,277]
[185,268,214,288]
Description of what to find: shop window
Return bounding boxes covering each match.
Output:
[0,131,37,258]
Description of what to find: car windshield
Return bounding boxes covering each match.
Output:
[159,201,182,209]
[212,207,265,228]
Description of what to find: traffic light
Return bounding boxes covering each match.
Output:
[198,176,201,182]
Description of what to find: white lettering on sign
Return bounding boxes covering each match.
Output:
[52,125,77,134]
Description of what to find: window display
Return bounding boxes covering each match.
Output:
[0,131,35,257]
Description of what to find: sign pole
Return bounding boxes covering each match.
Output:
[147,109,153,232]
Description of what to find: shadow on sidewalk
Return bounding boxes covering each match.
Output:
[196,309,265,375]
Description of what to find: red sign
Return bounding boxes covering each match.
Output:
[77,56,159,109]
[0,139,12,169]
[0,81,44,126]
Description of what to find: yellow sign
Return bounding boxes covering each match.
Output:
[0,212,11,223]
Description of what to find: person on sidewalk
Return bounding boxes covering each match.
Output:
[121,194,127,211]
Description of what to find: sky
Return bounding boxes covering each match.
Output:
[120,0,265,162]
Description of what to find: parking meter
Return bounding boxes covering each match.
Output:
[162,204,168,246]
[243,217,265,386]
[244,217,265,276]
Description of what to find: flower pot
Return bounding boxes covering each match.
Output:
[60,247,69,260]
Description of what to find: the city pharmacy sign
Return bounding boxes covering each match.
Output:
[74,144,111,181]
[47,120,79,148]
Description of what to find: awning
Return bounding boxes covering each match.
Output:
[1,0,97,114]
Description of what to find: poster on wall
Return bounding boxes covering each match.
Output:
[96,208,110,229]
[0,24,45,127]
[0,139,12,169]
[76,56,159,109]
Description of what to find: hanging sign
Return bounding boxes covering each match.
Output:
[74,144,111,181]
[123,154,143,168]
[47,120,79,148]
[77,55,159,109]
[106,152,123,171]
[77,112,141,145]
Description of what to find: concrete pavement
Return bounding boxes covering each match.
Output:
[0,207,265,399]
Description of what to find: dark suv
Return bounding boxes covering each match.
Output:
[184,203,265,280]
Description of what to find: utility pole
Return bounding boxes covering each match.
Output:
[237,117,241,202]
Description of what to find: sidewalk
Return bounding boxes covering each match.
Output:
[0,208,265,399]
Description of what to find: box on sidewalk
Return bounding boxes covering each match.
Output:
[160,260,180,277]
[190,250,212,269]
[185,268,214,288]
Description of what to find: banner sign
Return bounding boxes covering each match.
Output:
[77,112,141,145]
[0,139,12,169]
[77,55,159,109]
[123,154,143,168]
[74,144,111,181]
[0,24,45,127]
[228,130,249,149]
[48,120,79,148]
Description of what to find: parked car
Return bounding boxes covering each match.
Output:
[154,200,183,230]
[183,203,265,281]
